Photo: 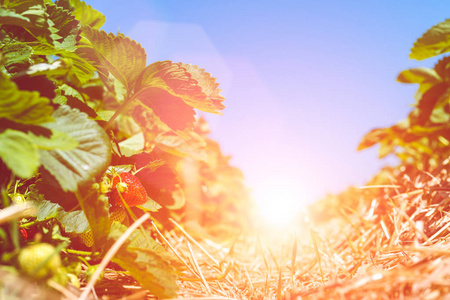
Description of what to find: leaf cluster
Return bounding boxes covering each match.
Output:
[358,19,450,170]
[0,0,251,298]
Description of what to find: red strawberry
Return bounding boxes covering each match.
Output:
[19,228,27,240]
[111,172,148,207]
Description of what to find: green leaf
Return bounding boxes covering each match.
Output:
[58,209,90,233]
[29,198,90,233]
[0,43,32,73]
[69,0,105,30]
[81,26,146,92]
[0,1,53,41]
[27,129,78,150]
[410,19,450,60]
[0,129,40,178]
[135,61,225,114]
[30,198,62,220]
[31,42,97,84]
[96,110,115,122]
[105,165,133,176]
[118,132,144,157]
[136,197,162,212]
[397,68,441,84]
[58,83,83,101]
[39,105,111,192]
[0,7,32,29]
[45,2,79,51]
[45,3,79,39]
[155,131,207,161]
[107,222,178,298]
[0,74,54,124]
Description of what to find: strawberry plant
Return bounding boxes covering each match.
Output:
[0,0,251,297]
[358,19,450,171]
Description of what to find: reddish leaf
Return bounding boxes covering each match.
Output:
[357,128,388,151]
[135,160,179,196]
[135,61,225,114]
[134,87,196,131]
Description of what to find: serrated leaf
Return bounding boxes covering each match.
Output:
[155,131,207,161]
[45,3,79,39]
[105,165,134,176]
[397,68,441,84]
[32,42,96,84]
[81,26,146,92]
[0,7,32,29]
[410,19,450,60]
[69,0,105,29]
[39,105,111,192]
[59,83,83,100]
[134,87,196,131]
[29,198,62,220]
[1,42,32,73]
[57,209,89,233]
[27,129,78,150]
[29,199,90,233]
[0,1,53,40]
[0,129,40,178]
[107,222,178,298]
[0,74,54,124]
[135,61,225,114]
[45,3,79,51]
[181,63,225,113]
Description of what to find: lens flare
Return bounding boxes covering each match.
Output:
[252,177,309,229]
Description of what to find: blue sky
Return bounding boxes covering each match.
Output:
[86,1,450,215]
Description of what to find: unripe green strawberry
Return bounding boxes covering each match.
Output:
[67,273,80,289]
[111,172,148,207]
[18,243,62,279]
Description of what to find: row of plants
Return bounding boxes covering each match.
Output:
[310,18,450,222]
[0,0,251,298]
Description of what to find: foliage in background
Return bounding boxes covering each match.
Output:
[0,0,251,298]
[310,19,450,223]
[358,19,450,171]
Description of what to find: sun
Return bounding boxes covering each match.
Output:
[252,176,310,229]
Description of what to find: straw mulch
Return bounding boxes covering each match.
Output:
[85,162,450,299]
